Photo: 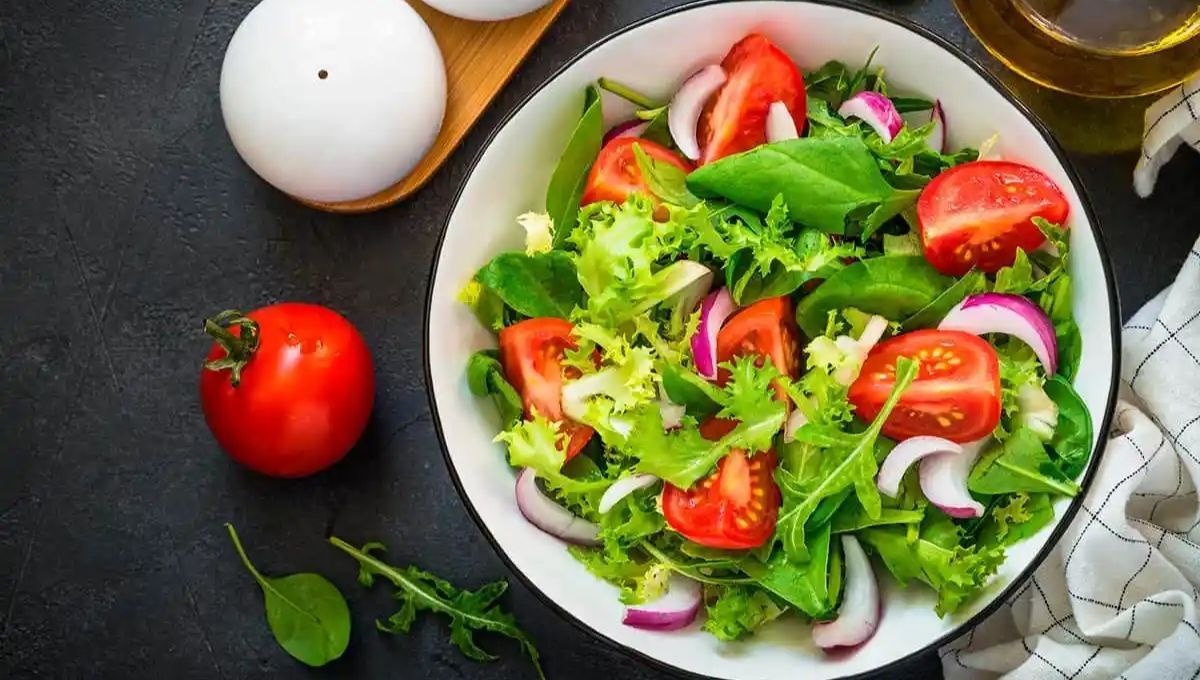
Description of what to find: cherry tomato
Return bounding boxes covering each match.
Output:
[581,137,693,207]
[848,330,1001,443]
[498,317,594,461]
[917,160,1070,276]
[698,33,807,165]
[663,417,781,549]
[716,297,801,400]
[199,303,375,478]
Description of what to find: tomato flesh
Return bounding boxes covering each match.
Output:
[917,160,1070,276]
[498,318,594,461]
[716,297,801,399]
[662,418,781,549]
[698,34,806,165]
[581,137,692,207]
[848,330,1001,443]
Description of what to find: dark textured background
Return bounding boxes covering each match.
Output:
[2,0,1198,678]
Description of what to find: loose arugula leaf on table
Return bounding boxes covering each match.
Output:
[794,255,952,337]
[466,351,523,428]
[473,251,584,320]
[775,356,920,562]
[968,427,1079,496]
[901,269,987,331]
[225,524,350,668]
[686,137,920,237]
[1043,376,1093,478]
[703,584,785,641]
[547,84,604,248]
[329,538,544,680]
[975,492,1055,548]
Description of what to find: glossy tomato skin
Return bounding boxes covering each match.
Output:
[200,303,374,478]
[581,137,692,206]
[498,318,593,461]
[848,330,1001,443]
[716,297,801,396]
[663,418,781,549]
[917,160,1069,276]
[698,33,806,165]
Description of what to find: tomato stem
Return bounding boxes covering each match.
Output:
[204,309,260,387]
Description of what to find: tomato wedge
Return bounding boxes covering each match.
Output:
[716,297,801,396]
[698,33,806,165]
[848,330,1001,443]
[662,418,782,549]
[498,318,593,461]
[917,160,1070,276]
[581,137,692,207]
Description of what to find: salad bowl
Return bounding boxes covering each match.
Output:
[425,1,1119,678]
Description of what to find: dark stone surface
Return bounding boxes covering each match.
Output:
[1,0,1197,678]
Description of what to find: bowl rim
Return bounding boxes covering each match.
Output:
[423,1,1123,676]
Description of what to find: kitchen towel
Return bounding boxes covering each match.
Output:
[940,240,1200,679]
[1134,76,1200,197]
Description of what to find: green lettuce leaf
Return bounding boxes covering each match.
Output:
[466,350,523,428]
[702,585,784,641]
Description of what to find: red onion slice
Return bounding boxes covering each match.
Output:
[766,101,799,142]
[838,91,903,144]
[813,535,880,650]
[691,288,737,381]
[622,573,702,630]
[669,65,726,161]
[939,293,1058,376]
[918,439,988,519]
[928,100,946,154]
[603,119,651,145]
[599,473,659,514]
[876,435,961,498]
[515,468,601,545]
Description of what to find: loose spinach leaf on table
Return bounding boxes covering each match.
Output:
[1043,376,1093,478]
[794,255,952,337]
[547,84,604,248]
[329,538,545,680]
[473,250,584,320]
[466,350,523,428]
[901,269,987,331]
[225,524,350,668]
[968,427,1079,496]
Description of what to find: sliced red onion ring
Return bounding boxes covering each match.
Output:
[918,439,988,519]
[813,535,880,650]
[515,468,600,545]
[669,65,726,161]
[691,288,736,381]
[876,436,961,498]
[599,473,659,514]
[939,293,1058,376]
[603,119,650,145]
[928,100,946,154]
[838,91,903,144]
[766,101,799,142]
[783,408,809,443]
[622,573,702,630]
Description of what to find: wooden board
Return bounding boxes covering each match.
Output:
[300,0,569,213]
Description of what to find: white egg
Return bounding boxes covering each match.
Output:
[423,0,553,22]
[220,0,446,203]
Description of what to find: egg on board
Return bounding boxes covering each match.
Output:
[423,0,554,22]
[220,0,446,204]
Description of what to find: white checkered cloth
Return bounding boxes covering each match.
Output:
[1135,76,1200,198]
[939,243,1200,679]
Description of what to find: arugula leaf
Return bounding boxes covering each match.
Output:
[993,249,1035,294]
[547,85,604,248]
[597,76,658,109]
[660,362,722,418]
[226,524,350,668]
[975,493,1055,548]
[466,351,523,428]
[458,280,507,332]
[968,427,1079,496]
[474,251,584,320]
[891,96,935,113]
[901,269,987,331]
[632,142,699,208]
[686,137,919,236]
[795,256,952,338]
[329,538,544,679]
[703,585,784,641]
[830,501,925,534]
[743,523,838,618]
[1044,376,1093,478]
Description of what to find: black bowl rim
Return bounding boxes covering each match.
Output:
[422,1,1122,677]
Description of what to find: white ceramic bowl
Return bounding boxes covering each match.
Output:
[426,2,1120,678]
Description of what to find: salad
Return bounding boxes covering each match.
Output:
[460,34,1093,650]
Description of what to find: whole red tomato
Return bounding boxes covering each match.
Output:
[199,303,375,477]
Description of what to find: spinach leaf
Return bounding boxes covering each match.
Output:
[474,251,584,320]
[1044,376,1093,478]
[968,428,1079,496]
[743,524,837,619]
[975,493,1055,548]
[660,362,722,418]
[686,137,919,236]
[226,524,350,667]
[795,256,952,338]
[458,281,507,332]
[632,142,700,207]
[1056,319,1083,381]
[901,269,987,331]
[330,538,544,679]
[466,351,523,428]
[547,85,604,248]
[807,488,853,530]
